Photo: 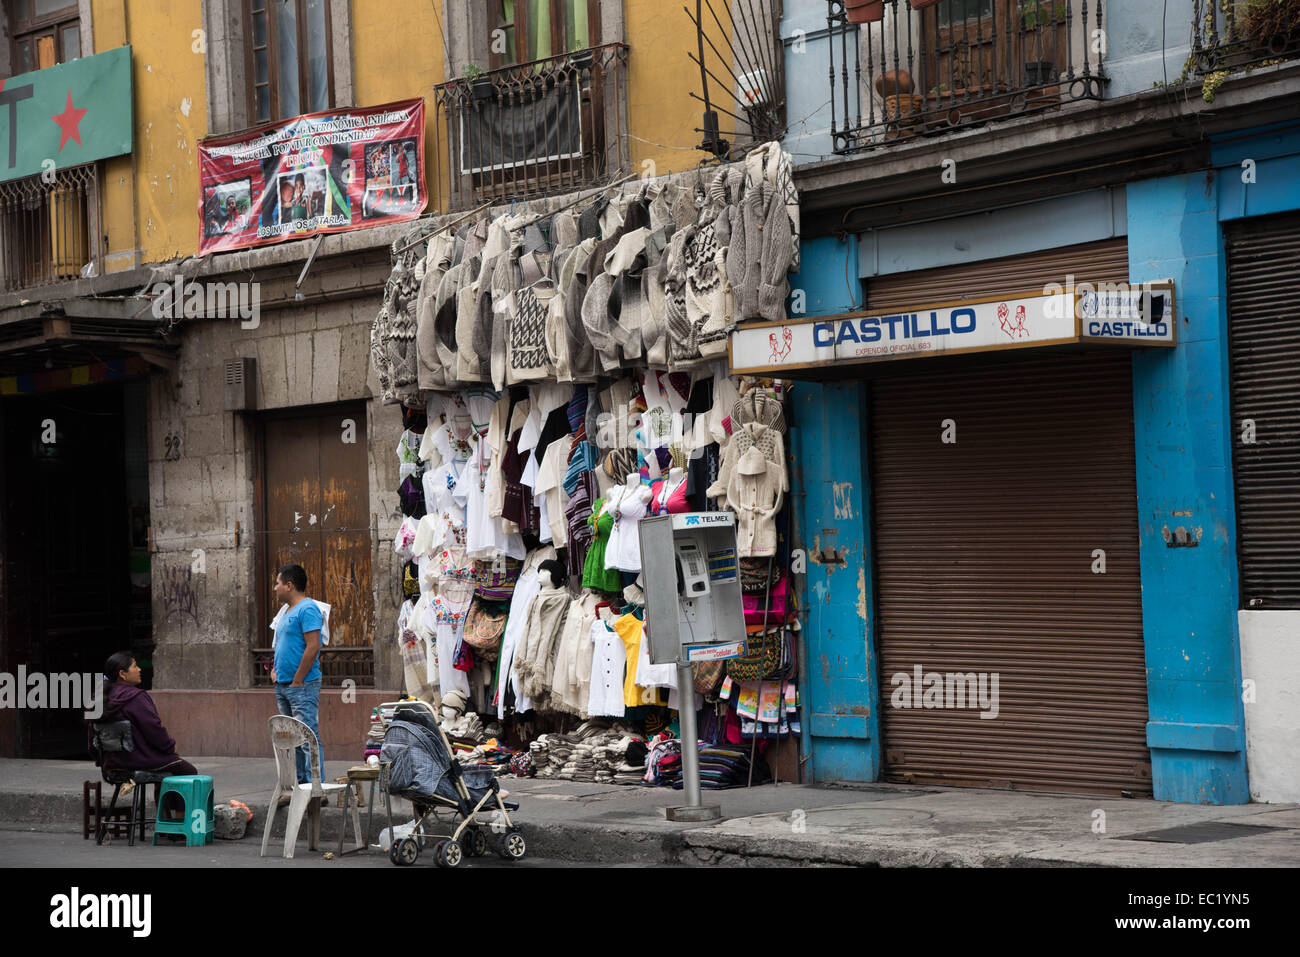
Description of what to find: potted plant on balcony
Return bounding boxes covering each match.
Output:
[461,62,495,102]
[1240,0,1300,57]
[1019,0,1065,85]
[844,0,885,24]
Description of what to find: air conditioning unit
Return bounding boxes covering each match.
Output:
[224,357,257,411]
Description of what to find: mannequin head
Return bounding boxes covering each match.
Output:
[537,559,567,590]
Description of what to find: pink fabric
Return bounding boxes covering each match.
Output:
[743,575,787,624]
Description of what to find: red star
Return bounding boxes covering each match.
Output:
[51,91,88,152]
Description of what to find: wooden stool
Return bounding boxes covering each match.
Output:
[83,780,134,841]
[338,766,380,856]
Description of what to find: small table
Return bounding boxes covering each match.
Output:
[339,766,381,856]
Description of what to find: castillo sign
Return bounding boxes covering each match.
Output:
[729,281,1176,375]
[0,46,133,184]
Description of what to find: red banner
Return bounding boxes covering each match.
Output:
[197,98,427,255]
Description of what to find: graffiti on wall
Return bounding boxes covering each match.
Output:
[160,565,199,625]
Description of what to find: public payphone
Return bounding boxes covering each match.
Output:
[638,511,747,666]
[637,512,746,822]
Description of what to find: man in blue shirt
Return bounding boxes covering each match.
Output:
[271,563,324,785]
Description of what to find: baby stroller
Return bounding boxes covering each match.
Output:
[379,700,525,867]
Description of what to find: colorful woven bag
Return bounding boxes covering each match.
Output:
[691,659,727,696]
[462,596,508,660]
[473,557,522,601]
[725,627,783,681]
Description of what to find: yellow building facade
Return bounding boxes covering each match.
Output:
[0,0,739,758]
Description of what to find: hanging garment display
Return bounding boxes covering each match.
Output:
[370,142,805,789]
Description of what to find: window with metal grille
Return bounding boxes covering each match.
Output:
[490,0,601,69]
[0,164,98,292]
[244,0,334,124]
[7,0,80,75]
[1226,212,1300,610]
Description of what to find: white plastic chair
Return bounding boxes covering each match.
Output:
[260,715,354,859]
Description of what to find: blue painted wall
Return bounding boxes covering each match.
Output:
[789,233,861,316]
[1126,123,1300,804]
[789,235,876,783]
[1127,173,1248,805]
[1213,123,1300,221]
[1103,0,1197,98]
[780,0,843,164]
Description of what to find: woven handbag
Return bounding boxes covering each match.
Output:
[691,659,726,696]
[473,557,522,601]
[726,627,782,681]
[462,596,508,660]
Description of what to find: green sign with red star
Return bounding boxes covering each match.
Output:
[0,45,132,184]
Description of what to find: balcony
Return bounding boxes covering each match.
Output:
[433,42,631,213]
[827,0,1107,155]
[1190,0,1300,77]
[0,164,99,293]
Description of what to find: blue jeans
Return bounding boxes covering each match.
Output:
[274,679,323,784]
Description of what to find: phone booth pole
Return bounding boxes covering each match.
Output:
[677,659,704,811]
[639,512,745,824]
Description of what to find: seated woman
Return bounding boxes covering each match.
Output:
[97,651,198,778]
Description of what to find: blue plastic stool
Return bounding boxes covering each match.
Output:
[153,775,215,846]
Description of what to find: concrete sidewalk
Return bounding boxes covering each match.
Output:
[1,757,1298,867]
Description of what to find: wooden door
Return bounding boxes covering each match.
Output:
[260,404,372,653]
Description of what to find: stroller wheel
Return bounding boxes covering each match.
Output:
[438,839,464,868]
[468,828,488,857]
[498,830,526,861]
[431,840,446,867]
[392,838,419,866]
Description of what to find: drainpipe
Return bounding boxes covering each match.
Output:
[789,418,811,784]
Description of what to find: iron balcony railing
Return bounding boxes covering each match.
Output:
[0,164,98,292]
[433,42,631,213]
[1190,0,1300,76]
[827,0,1107,155]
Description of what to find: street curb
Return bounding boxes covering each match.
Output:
[0,793,1105,867]
[0,790,345,842]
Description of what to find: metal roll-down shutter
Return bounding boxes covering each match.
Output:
[871,352,1151,795]
[1226,213,1300,609]
[865,238,1130,311]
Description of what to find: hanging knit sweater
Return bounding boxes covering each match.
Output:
[709,421,788,503]
[502,249,556,387]
[726,180,794,324]
[383,243,422,403]
[558,236,599,380]
[416,232,457,391]
[455,256,486,383]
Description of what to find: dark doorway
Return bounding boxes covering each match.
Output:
[1,381,142,758]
